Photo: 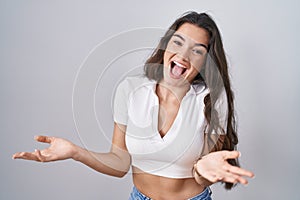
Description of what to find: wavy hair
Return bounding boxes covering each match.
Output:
[144,11,239,190]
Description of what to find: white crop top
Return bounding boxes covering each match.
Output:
[113,75,227,178]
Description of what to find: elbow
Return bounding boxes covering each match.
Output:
[113,170,128,178]
[107,164,130,178]
[101,169,128,178]
[116,171,127,178]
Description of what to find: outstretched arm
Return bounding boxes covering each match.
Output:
[13,123,131,178]
[73,123,130,177]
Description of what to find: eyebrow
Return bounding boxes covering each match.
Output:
[173,34,208,50]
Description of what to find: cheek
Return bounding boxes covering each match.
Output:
[191,56,206,71]
[190,63,202,74]
[186,67,202,82]
[163,51,173,66]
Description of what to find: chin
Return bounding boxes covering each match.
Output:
[163,69,190,87]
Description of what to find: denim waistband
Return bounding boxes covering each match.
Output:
[189,187,212,200]
[129,186,151,200]
[129,186,212,200]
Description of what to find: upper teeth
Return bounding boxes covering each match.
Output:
[173,61,187,68]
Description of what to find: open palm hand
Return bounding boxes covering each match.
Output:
[194,151,254,185]
[12,136,76,162]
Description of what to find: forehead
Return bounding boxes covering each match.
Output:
[174,23,210,46]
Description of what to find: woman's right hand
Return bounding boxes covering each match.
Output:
[12,135,77,162]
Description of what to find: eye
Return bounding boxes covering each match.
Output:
[173,40,183,46]
[192,49,204,55]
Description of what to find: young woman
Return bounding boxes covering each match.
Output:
[13,12,254,200]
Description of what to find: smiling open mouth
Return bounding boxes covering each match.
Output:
[170,61,187,79]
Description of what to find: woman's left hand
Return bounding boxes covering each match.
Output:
[194,150,254,185]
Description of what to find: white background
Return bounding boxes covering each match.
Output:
[1,0,299,199]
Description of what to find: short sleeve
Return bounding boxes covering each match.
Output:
[113,79,130,125]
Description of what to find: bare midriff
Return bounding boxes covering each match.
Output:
[132,166,206,200]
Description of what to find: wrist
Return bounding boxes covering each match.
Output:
[71,145,85,161]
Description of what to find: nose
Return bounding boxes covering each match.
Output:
[177,47,190,62]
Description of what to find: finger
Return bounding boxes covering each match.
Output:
[12,152,39,161]
[202,171,222,183]
[35,149,46,162]
[219,171,241,184]
[223,151,240,160]
[12,152,23,159]
[35,135,52,144]
[203,168,240,184]
[220,167,252,185]
[223,173,249,185]
[236,176,249,185]
[226,165,255,178]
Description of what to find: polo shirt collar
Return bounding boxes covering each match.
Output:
[147,79,207,96]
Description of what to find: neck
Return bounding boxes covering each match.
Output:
[156,80,191,102]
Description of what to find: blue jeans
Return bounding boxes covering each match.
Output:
[129,186,212,200]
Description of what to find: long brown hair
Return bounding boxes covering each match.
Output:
[144,12,238,190]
